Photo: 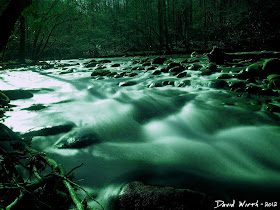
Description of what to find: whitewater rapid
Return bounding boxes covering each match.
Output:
[1,56,280,208]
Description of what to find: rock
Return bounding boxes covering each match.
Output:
[230,81,246,92]
[119,81,137,86]
[166,62,182,71]
[2,90,33,100]
[128,72,138,77]
[152,57,167,64]
[152,70,161,75]
[107,72,117,77]
[178,80,191,87]
[201,69,212,76]
[91,69,111,76]
[142,62,151,66]
[85,60,98,68]
[262,58,280,76]
[22,104,47,111]
[169,66,185,74]
[191,51,200,58]
[162,80,175,86]
[99,59,111,63]
[187,64,201,70]
[209,80,229,89]
[177,72,188,78]
[148,82,163,88]
[217,74,232,79]
[59,69,74,74]
[245,86,263,95]
[131,67,138,71]
[115,181,212,210]
[207,63,217,72]
[207,47,228,65]
[267,74,280,89]
[147,66,156,71]
[54,128,101,149]
[111,63,121,67]
[0,91,10,105]
[22,122,76,139]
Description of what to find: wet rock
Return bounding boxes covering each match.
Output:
[230,82,246,92]
[245,86,263,95]
[147,66,156,71]
[207,63,218,72]
[22,104,47,111]
[0,91,10,106]
[178,80,191,87]
[191,51,200,58]
[128,72,138,77]
[22,122,76,139]
[107,72,117,77]
[111,63,121,67]
[262,58,280,76]
[166,62,182,71]
[2,90,33,100]
[207,47,228,65]
[217,74,232,79]
[115,181,213,210]
[137,67,145,70]
[177,72,188,78]
[99,59,111,63]
[119,81,137,86]
[59,69,74,74]
[149,82,163,88]
[152,70,161,75]
[201,69,212,76]
[187,64,201,70]
[267,74,280,89]
[169,66,185,75]
[85,60,98,68]
[209,80,229,89]
[54,128,101,149]
[131,66,138,71]
[91,69,111,76]
[162,80,175,86]
[142,62,151,66]
[152,57,167,65]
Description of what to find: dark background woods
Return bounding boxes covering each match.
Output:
[1,0,280,61]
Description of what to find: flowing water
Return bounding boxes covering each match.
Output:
[1,55,280,208]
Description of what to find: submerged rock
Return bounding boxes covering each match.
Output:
[22,122,76,139]
[152,57,167,65]
[54,127,101,149]
[111,63,121,67]
[209,80,229,89]
[2,90,33,100]
[22,104,47,111]
[115,181,212,210]
[0,91,10,105]
[262,58,280,76]
[119,81,137,86]
[91,69,111,76]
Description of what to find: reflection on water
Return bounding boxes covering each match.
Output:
[1,56,280,208]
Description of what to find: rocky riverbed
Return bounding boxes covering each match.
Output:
[1,52,280,209]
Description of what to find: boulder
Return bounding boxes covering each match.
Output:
[152,57,167,65]
[209,80,229,89]
[207,47,228,65]
[0,91,10,105]
[119,81,137,87]
[115,182,213,210]
[2,90,33,100]
[152,70,161,75]
[262,58,280,76]
[91,69,111,76]
[177,72,188,78]
[111,63,121,67]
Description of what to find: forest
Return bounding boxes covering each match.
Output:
[1,0,280,61]
[1,0,280,209]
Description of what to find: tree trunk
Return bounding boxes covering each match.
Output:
[0,0,32,53]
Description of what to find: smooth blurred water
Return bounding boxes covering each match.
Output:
[1,56,280,209]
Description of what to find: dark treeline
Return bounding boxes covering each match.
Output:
[1,0,280,61]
